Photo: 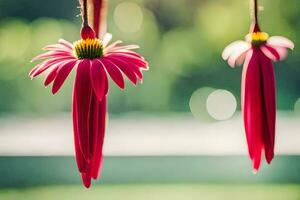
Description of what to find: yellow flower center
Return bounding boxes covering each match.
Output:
[74,38,103,59]
[246,32,269,45]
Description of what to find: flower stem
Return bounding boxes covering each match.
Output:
[253,0,258,24]
[251,0,260,32]
[82,0,88,26]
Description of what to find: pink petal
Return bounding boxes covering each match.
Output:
[106,54,148,70]
[102,33,112,47]
[236,51,248,66]
[44,66,59,86]
[228,47,250,68]
[105,40,122,50]
[59,39,74,49]
[110,57,143,80]
[43,44,72,52]
[31,51,73,62]
[107,45,140,52]
[108,57,138,85]
[260,45,282,61]
[91,97,107,179]
[101,58,125,89]
[270,46,288,61]
[72,88,87,173]
[260,52,276,164]
[90,59,108,101]
[222,41,250,61]
[52,60,77,94]
[31,58,71,78]
[267,36,294,49]
[81,172,91,188]
[74,59,93,161]
[242,49,264,171]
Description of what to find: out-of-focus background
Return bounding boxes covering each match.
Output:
[0,0,299,199]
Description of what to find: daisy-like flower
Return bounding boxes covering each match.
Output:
[222,0,294,172]
[29,0,148,188]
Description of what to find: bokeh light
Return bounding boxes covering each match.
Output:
[206,89,237,121]
[189,87,215,121]
[294,97,300,115]
[113,2,143,33]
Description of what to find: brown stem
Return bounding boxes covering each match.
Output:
[81,0,88,26]
[254,0,258,24]
[251,0,260,32]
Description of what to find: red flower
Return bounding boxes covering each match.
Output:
[29,0,148,188]
[222,0,294,172]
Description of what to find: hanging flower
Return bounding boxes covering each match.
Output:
[29,0,148,188]
[222,0,294,172]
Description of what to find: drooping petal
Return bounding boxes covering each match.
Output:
[52,60,77,94]
[101,58,125,89]
[44,66,59,86]
[260,52,276,164]
[74,59,93,162]
[222,41,251,61]
[72,87,87,173]
[91,96,107,179]
[227,47,251,68]
[109,56,143,80]
[30,57,73,78]
[81,172,91,188]
[106,53,148,70]
[90,59,108,101]
[242,48,263,171]
[268,36,294,49]
[108,57,138,85]
[260,45,280,61]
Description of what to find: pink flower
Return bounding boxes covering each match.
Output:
[222,23,294,171]
[29,26,148,187]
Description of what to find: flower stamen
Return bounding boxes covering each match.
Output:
[74,38,103,59]
[246,32,269,46]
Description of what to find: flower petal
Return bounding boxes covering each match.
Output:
[30,58,72,78]
[59,39,74,49]
[72,88,87,173]
[52,60,77,94]
[91,97,107,179]
[31,51,73,62]
[260,45,281,61]
[90,59,108,101]
[260,53,276,164]
[242,49,263,171]
[267,36,294,50]
[106,54,148,70]
[107,57,138,85]
[74,59,93,161]
[44,66,59,86]
[222,41,250,61]
[227,47,250,68]
[101,58,125,89]
[102,33,112,47]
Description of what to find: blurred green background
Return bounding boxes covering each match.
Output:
[0,0,299,199]
[0,0,299,115]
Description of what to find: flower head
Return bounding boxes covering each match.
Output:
[222,0,294,172]
[30,31,148,97]
[30,19,148,188]
[30,31,148,187]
